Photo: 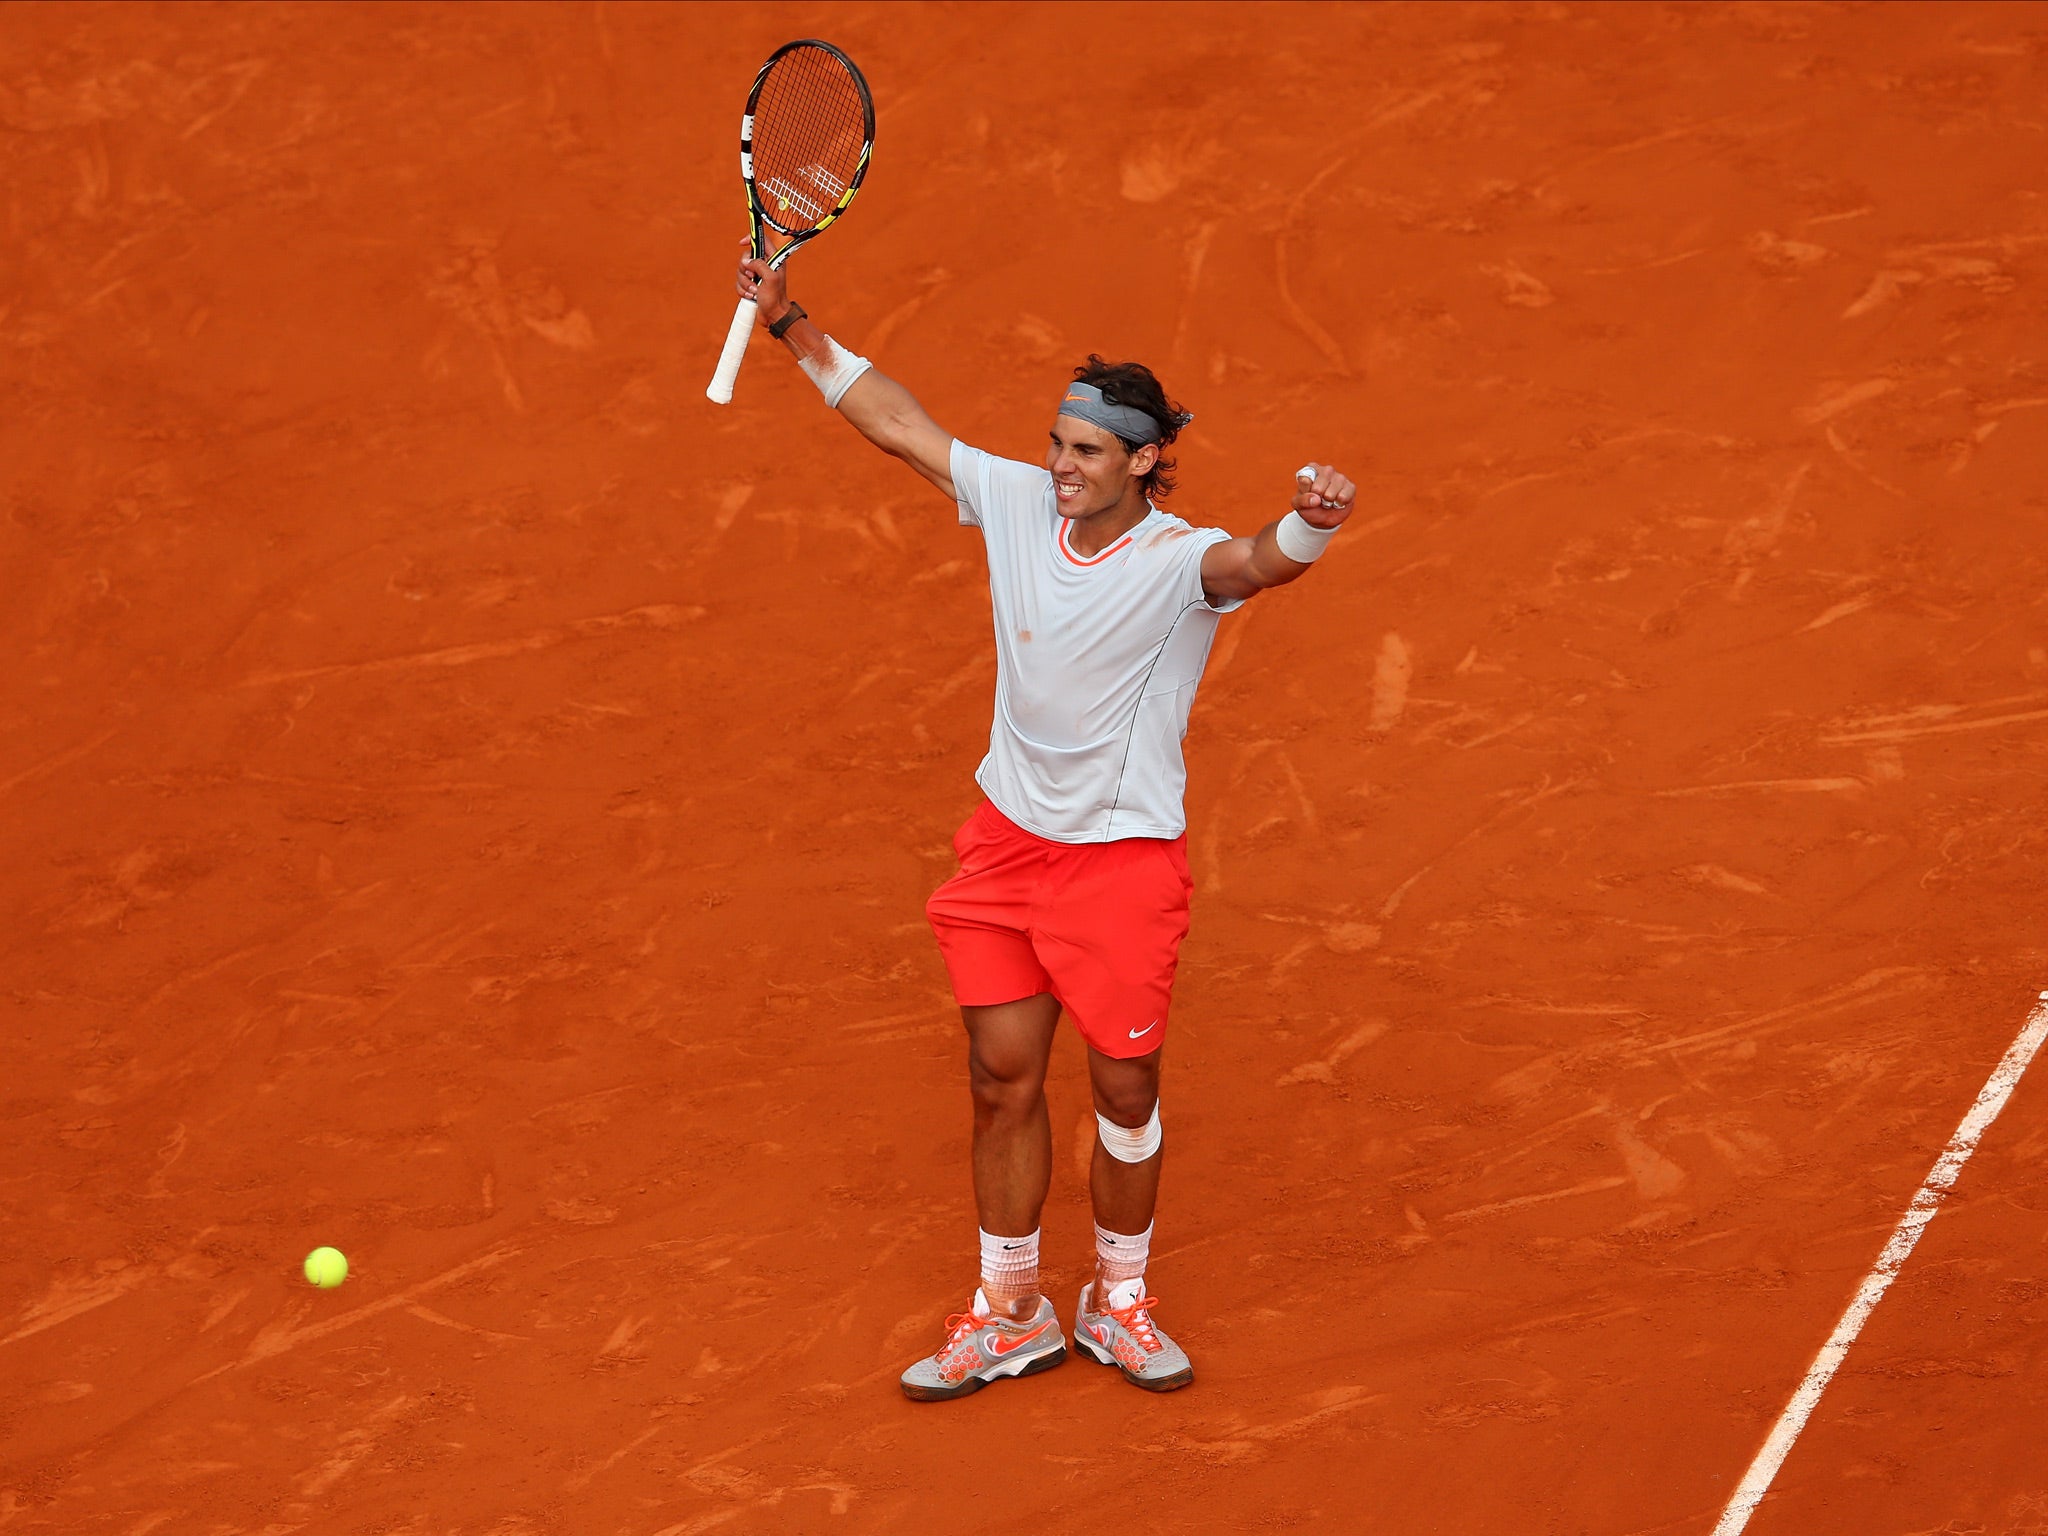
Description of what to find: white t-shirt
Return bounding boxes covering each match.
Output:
[951,439,1243,844]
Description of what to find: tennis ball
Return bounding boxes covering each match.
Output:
[303,1246,348,1289]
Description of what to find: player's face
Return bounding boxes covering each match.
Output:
[1047,417,1146,518]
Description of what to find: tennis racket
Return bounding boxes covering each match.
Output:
[705,39,876,405]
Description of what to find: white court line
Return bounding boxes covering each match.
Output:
[1713,990,2048,1536]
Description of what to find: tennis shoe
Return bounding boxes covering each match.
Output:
[1073,1278,1193,1392]
[899,1288,1067,1402]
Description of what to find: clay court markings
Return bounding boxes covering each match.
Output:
[1713,991,2048,1534]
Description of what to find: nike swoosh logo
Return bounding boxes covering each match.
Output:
[986,1320,1054,1357]
[1129,1021,1159,1040]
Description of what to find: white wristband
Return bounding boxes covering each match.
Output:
[797,335,873,409]
[1275,510,1339,563]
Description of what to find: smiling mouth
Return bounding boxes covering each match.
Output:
[1055,480,1084,501]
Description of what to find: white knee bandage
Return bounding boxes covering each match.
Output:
[1097,1104,1162,1164]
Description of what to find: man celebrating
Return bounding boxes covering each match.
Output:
[734,247,1355,1400]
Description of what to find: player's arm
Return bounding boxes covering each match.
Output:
[736,247,955,500]
[1200,464,1357,604]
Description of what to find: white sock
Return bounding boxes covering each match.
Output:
[1094,1221,1152,1295]
[979,1227,1040,1305]
[1104,1276,1147,1310]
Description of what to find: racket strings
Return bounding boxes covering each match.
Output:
[753,47,868,232]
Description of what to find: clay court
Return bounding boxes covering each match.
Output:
[5,2,2047,1531]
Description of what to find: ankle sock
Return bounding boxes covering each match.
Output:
[1094,1220,1152,1292]
[979,1226,1040,1306]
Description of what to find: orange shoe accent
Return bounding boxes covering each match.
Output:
[986,1318,1056,1356]
[1075,1283,1192,1392]
[934,1311,987,1382]
[1104,1294,1165,1352]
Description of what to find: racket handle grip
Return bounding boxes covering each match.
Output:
[706,296,759,404]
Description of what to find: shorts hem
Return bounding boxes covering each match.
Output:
[951,983,1059,1009]
[1077,1028,1167,1061]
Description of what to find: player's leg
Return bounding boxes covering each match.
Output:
[1086,1043,1162,1247]
[964,992,1061,1317]
[1073,1041,1191,1391]
[898,993,1066,1402]
[905,803,1069,1402]
[923,801,1062,1317]
[1034,833,1196,1392]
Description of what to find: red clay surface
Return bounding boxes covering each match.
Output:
[5,3,2047,1533]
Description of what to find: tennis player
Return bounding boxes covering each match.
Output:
[735,246,1356,1400]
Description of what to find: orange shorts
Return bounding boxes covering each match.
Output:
[925,799,1193,1060]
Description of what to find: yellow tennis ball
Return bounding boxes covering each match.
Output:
[303,1246,348,1289]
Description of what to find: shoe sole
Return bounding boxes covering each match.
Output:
[1074,1329,1194,1393]
[900,1342,1068,1402]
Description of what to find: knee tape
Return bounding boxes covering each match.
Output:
[1096,1104,1162,1163]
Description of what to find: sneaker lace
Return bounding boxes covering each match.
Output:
[941,1311,988,1347]
[1106,1294,1163,1352]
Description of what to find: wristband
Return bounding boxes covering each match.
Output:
[797,334,874,409]
[1275,510,1339,563]
[767,302,807,340]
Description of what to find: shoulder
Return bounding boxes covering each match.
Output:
[1133,510,1231,558]
[954,442,1050,505]
[1134,510,1246,612]
[954,441,1045,482]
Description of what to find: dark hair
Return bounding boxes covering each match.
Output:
[1071,356,1192,500]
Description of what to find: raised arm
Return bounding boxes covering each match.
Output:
[737,246,955,500]
[1200,463,1357,605]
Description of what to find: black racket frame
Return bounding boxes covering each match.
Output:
[740,38,877,272]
